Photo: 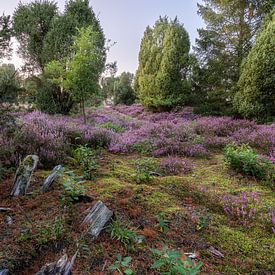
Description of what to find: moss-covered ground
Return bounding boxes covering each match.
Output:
[0,152,274,274]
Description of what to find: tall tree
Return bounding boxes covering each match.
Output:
[194,0,273,114]
[0,14,12,59]
[43,0,105,64]
[233,13,275,119]
[135,17,190,110]
[66,26,106,123]
[13,0,58,72]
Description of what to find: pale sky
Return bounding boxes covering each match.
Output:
[0,0,204,74]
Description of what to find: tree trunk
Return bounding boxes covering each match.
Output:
[81,98,86,124]
[82,201,113,238]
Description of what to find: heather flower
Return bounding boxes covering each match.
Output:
[160,157,194,175]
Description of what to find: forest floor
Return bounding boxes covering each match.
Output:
[1,151,274,274]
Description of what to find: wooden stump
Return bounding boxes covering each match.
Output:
[41,165,64,193]
[83,201,113,238]
[11,155,39,196]
[36,252,77,275]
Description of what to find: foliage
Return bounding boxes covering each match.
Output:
[0,64,20,104]
[107,220,144,249]
[224,144,274,181]
[13,0,58,71]
[160,157,194,175]
[223,191,262,226]
[109,254,134,275]
[73,145,99,180]
[0,14,12,59]
[43,0,105,64]
[133,157,158,183]
[66,26,106,123]
[157,212,170,233]
[234,13,275,119]
[150,246,202,274]
[193,0,272,115]
[61,170,86,205]
[113,72,136,105]
[135,17,190,110]
[99,121,125,133]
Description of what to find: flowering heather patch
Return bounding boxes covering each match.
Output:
[160,157,194,175]
[223,191,262,226]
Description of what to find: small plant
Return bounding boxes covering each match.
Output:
[160,157,194,176]
[196,215,210,231]
[132,140,154,154]
[99,121,125,133]
[73,145,99,180]
[109,254,134,275]
[157,212,170,234]
[107,220,144,249]
[132,157,158,183]
[223,191,261,226]
[150,246,202,274]
[224,143,273,180]
[61,171,86,205]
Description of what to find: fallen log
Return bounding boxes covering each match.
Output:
[11,155,39,196]
[36,252,77,275]
[0,269,9,275]
[82,201,113,238]
[0,208,13,212]
[41,165,64,193]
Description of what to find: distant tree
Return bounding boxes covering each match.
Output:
[66,26,106,123]
[135,17,190,111]
[0,14,12,59]
[43,0,105,64]
[13,0,58,72]
[193,0,274,115]
[0,64,20,104]
[233,13,275,119]
[113,72,136,105]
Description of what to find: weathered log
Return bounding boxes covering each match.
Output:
[0,269,9,275]
[41,165,64,193]
[5,216,13,225]
[0,208,13,212]
[83,201,113,238]
[208,246,224,258]
[36,252,77,275]
[11,155,39,196]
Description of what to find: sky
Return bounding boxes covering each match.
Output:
[1,0,204,74]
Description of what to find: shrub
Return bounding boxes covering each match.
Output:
[99,121,125,133]
[223,191,262,226]
[150,246,202,274]
[160,157,194,175]
[132,157,159,183]
[107,220,144,249]
[73,145,99,180]
[224,144,274,180]
[61,171,86,205]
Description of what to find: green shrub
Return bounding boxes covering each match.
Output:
[132,157,159,183]
[150,246,202,274]
[107,220,144,249]
[61,171,86,205]
[99,121,125,133]
[73,145,99,180]
[224,144,273,180]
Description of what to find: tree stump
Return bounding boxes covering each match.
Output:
[36,252,77,275]
[11,155,39,196]
[41,165,64,193]
[83,201,113,238]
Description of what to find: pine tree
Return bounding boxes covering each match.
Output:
[234,13,275,119]
[135,17,190,111]
[194,0,273,114]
